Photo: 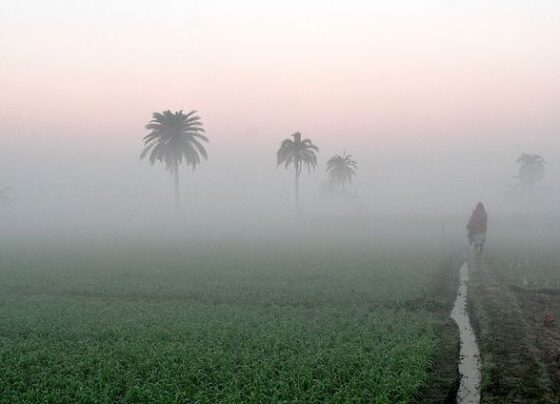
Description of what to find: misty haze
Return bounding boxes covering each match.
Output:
[1,1,560,403]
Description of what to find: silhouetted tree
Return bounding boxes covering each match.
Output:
[516,153,546,191]
[277,132,318,212]
[326,152,357,188]
[141,110,208,212]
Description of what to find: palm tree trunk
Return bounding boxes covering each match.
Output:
[173,167,180,214]
[294,170,300,215]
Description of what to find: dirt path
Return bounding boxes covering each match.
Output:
[451,262,481,404]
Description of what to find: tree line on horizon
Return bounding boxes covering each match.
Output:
[140,109,549,213]
[140,109,357,213]
[0,109,549,211]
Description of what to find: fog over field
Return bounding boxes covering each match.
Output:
[1,130,559,241]
[1,0,559,242]
[3,2,560,402]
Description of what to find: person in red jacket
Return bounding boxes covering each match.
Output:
[467,202,487,256]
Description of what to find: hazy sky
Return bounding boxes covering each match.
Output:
[2,0,560,141]
[1,1,559,233]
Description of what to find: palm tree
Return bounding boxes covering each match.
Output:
[141,110,208,212]
[326,152,357,188]
[516,153,546,191]
[276,132,319,211]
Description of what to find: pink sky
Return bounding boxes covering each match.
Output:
[1,1,560,147]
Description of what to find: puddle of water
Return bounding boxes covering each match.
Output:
[451,262,481,404]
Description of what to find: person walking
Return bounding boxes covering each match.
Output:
[467,202,488,258]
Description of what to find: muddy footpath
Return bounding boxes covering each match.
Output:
[451,262,481,403]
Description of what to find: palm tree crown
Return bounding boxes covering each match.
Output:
[276,132,319,177]
[516,153,546,189]
[326,152,357,188]
[141,110,208,171]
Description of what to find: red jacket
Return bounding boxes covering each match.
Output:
[467,208,487,235]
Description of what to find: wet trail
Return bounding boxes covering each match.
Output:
[451,262,481,404]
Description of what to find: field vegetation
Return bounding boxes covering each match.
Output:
[0,238,458,403]
[470,237,560,403]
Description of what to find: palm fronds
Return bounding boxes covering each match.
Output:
[326,152,357,188]
[276,132,319,178]
[516,153,546,190]
[141,110,208,172]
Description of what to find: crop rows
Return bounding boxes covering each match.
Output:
[0,241,451,403]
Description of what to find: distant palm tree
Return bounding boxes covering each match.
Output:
[141,110,208,211]
[277,132,319,211]
[516,153,546,191]
[326,152,357,188]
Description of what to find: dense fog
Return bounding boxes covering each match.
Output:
[1,0,559,243]
[1,129,558,242]
[3,4,560,402]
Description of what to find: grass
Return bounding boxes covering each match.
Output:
[487,244,560,289]
[0,239,457,403]
[468,241,560,403]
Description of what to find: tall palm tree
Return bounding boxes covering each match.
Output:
[277,132,319,211]
[141,110,208,211]
[326,152,357,188]
[516,153,546,190]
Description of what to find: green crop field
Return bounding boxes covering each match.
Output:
[468,238,560,403]
[0,239,457,403]
[487,243,560,288]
